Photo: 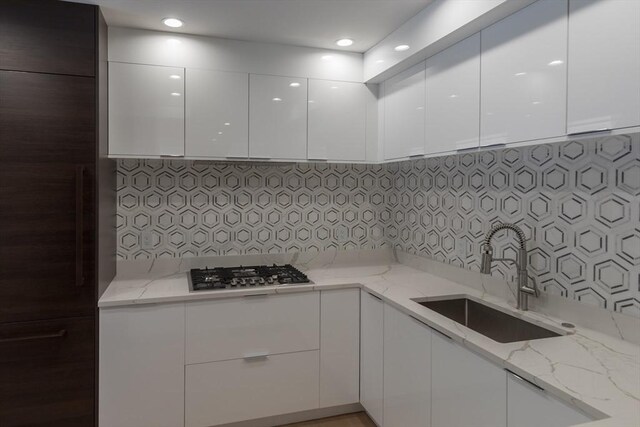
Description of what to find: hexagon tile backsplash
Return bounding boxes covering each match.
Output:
[117,133,640,315]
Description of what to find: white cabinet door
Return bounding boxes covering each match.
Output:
[567,0,640,134]
[384,61,426,160]
[185,350,320,427]
[480,0,568,146]
[109,62,185,156]
[425,33,480,154]
[185,292,319,364]
[507,372,592,427]
[360,290,384,425]
[431,332,507,427]
[320,288,360,407]
[185,68,248,158]
[383,304,431,427]
[99,304,185,427]
[308,80,367,161]
[249,74,307,160]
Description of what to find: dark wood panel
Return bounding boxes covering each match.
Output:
[0,317,95,426]
[0,71,96,164]
[0,0,96,76]
[0,164,95,323]
[0,71,96,323]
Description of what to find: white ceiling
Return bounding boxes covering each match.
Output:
[72,0,433,53]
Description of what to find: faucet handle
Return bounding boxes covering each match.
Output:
[529,276,540,297]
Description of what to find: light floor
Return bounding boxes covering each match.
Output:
[280,412,376,427]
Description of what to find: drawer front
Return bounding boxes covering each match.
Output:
[0,317,94,427]
[185,350,320,427]
[186,292,319,364]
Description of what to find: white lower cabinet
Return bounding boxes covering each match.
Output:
[383,304,432,427]
[507,372,591,427]
[99,304,185,427]
[431,332,507,427]
[185,292,319,364]
[320,289,360,407]
[185,350,320,427]
[360,290,385,425]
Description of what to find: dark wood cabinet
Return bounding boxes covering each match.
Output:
[0,2,113,426]
[0,71,96,164]
[0,71,96,323]
[0,317,95,426]
[0,0,96,76]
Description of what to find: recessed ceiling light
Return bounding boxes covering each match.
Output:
[289,82,301,87]
[272,97,282,102]
[548,60,564,66]
[224,122,231,126]
[394,44,410,52]
[169,74,181,79]
[336,38,354,47]
[163,18,183,28]
[170,92,181,96]
[514,72,527,76]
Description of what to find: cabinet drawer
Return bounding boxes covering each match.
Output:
[186,292,319,364]
[0,317,94,427]
[185,350,320,427]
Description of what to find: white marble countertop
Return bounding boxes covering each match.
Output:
[100,258,640,427]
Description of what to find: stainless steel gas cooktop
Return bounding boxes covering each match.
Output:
[188,264,311,291]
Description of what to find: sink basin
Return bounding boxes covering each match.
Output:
[414,298,562,343]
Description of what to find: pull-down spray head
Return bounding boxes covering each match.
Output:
[480,243,493,274]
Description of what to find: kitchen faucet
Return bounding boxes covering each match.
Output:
[480,223,538,311]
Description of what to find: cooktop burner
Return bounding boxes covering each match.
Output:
[188,264,311,292]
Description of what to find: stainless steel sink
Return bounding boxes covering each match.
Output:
[413,297,563,343]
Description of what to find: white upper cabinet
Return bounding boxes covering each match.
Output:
[567,0,640,134]
[384,61,426,160]
[507,372,592,427]
[249,74,307,160]
[425,33,480,154]
[383,305,431,427]
[360,291,384,426]
[185,69,249,158]
[480,0,568,146]
[431,332,507,427]
[308,80,367,161]
[109,62,185,156]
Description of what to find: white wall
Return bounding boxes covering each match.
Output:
[108,27,364,83]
